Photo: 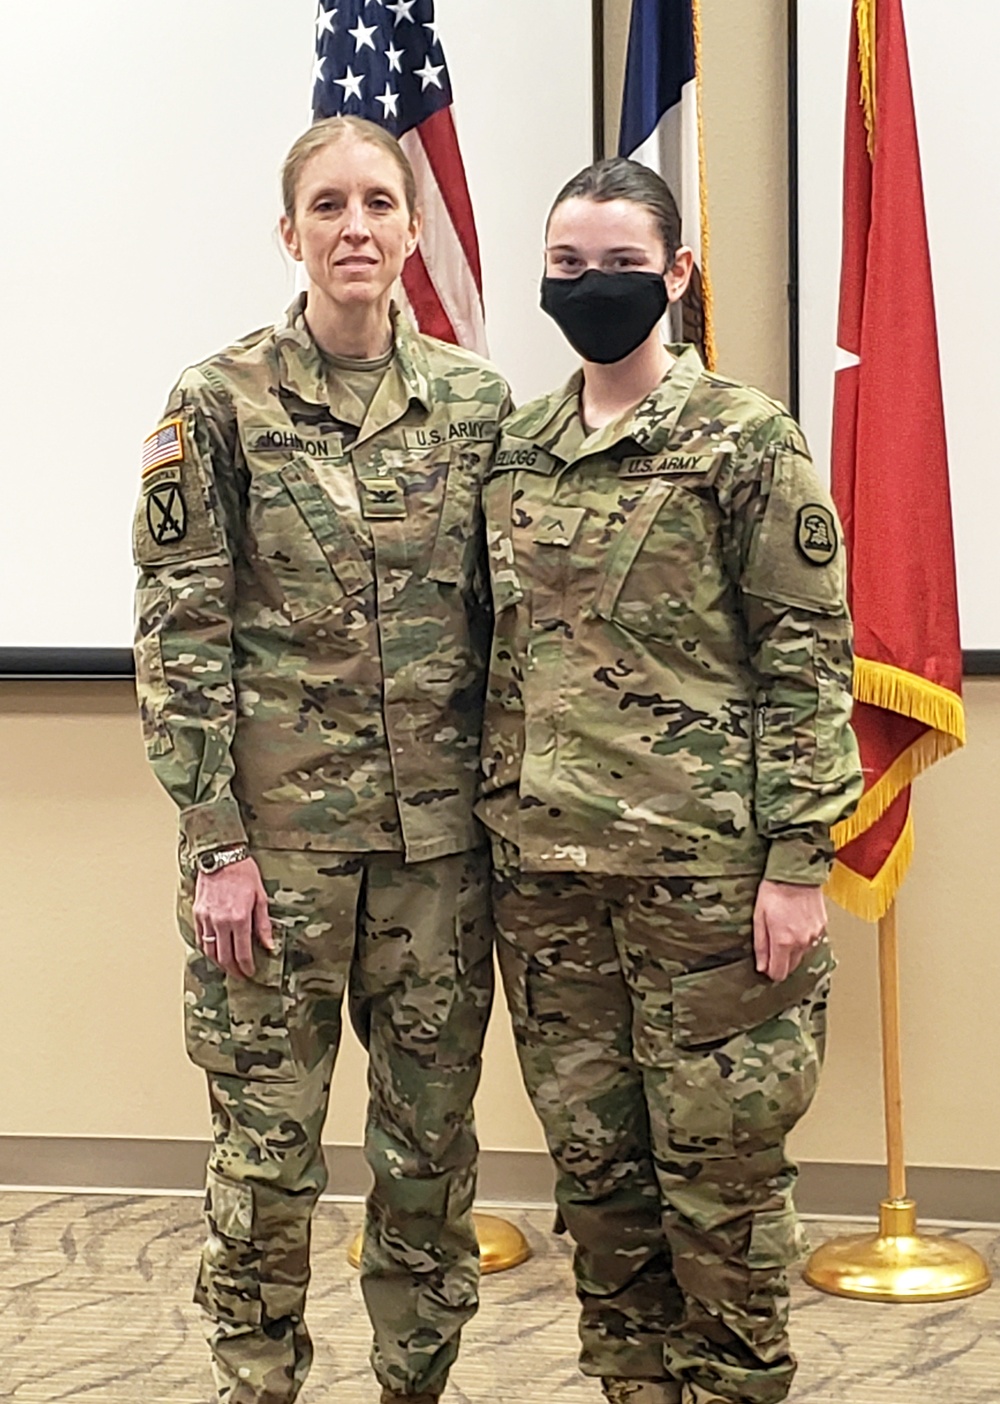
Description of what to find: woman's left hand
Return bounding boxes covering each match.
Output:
[753,879,827,983]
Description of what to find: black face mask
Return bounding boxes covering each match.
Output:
[540,269,669,364]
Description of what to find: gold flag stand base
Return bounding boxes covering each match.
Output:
[803,1198,992,1303]
[348,1212,531,1275]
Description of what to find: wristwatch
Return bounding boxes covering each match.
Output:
[197,844,250,875]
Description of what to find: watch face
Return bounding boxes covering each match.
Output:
[200,853,217,872]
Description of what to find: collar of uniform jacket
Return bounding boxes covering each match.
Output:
[273,293,434,412]
[505,343,706,470]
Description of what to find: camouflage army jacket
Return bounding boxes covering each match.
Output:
[133,297,509,864]
[477,346,863,883]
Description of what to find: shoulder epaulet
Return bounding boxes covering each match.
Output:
[689,373,791,432]
[183,322,278,390]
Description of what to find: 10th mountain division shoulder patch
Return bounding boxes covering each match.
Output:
[796,503,838,565]
[147,482,188,546]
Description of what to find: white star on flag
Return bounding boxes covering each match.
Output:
[414,57,444,91]
[334,65,364,101]
[348,17,377,51]
[375,83,400,118]
[386,0,415,25]
[310,0,488,354]
[315,5,337,38]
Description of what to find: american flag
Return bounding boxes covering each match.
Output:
[312,0,486,353]
[141,420,183,476]
[619,0,715,368]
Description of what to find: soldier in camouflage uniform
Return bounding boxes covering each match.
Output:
[479,161,862,1404]
[133,118,508,1404]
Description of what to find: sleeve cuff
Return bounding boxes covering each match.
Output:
[763,833,834,886]
[179,797,248,858]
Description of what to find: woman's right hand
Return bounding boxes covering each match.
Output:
[193,858,275,979]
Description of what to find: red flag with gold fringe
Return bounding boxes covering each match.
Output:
[827,0,965,922]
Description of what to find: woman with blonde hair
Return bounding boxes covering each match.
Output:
[133,116,509,1404]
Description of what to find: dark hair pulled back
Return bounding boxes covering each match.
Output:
[547,157,682,261]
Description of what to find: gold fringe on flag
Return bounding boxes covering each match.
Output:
[691,0,717,370]
[827,807,915,925]
[831,659,966,848]
[856,0,877,157]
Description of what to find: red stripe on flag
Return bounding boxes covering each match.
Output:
[414,107,483,290]
[402,247,457,344]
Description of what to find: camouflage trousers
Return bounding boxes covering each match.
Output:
[177,846,494,1404]
[491,839,832,1404]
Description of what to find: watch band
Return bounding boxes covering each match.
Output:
[197,844,250,875]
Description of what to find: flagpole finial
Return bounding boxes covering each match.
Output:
[856,0,877,156]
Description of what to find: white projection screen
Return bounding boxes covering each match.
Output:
[0,1,596,673]
[794,0,1000,666]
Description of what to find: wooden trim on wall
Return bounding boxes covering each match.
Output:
[593,0,606,160]
[3,1138,998,1224]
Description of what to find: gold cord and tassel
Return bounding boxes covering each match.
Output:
[856,0,877,156]
[690,0,717,370]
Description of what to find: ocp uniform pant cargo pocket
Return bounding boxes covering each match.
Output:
[666,946,833,1159]
[197,1168,263,1327]
[747,1205,808,1273]
[183,938,298,1084]
[198,1167,313,1329]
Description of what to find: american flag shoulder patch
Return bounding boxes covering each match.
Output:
[142,419,184,476]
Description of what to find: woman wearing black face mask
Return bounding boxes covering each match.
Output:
[477,159,862,1404]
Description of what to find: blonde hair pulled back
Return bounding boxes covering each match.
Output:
[281,116,419,221]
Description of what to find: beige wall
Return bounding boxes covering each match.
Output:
[605,0,789,400]
[3,0,997,1176]
[0,681,541,1152]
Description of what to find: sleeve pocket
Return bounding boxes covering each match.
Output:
[133,587,174,758]
[740,450,847,613]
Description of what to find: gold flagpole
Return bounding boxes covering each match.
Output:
[878,902,906,1202]
[804,901,991,1302]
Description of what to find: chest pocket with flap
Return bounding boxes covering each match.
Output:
[592,476,717,641]
[248,455,372,620]
[427,443,489,586]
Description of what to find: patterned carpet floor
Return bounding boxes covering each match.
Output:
[1,1192,998,1402]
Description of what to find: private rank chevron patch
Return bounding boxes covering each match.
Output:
[142,419,184,476]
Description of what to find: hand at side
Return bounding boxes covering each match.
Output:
[193,858,275,979]
[753,878,826,983]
